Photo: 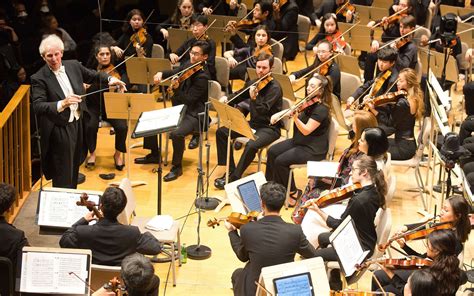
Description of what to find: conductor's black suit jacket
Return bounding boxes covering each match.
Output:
[228,215,317,296]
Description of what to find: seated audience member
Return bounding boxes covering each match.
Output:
[93,253,160,296]
[0,183,29,276]
[60,187,162,265]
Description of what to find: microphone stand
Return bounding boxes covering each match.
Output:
[187,110,213,260]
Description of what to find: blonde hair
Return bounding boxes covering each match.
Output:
[399,68,424,120]
[39,34,64,56]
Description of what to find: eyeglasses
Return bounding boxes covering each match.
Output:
[190,51,202,56]
[316,50,330,54]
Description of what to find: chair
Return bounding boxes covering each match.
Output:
[270,38,284,61]
[297,14,311,66]
[236,3,247,18]
[330,93,351,132]
[91,264,121,290]
[413,26,431,48]
[285,117,339,206]
[339,72,362,103]
[207,80,222,126]
[415,57,423,81]
[151,44,165,58]
[343,43,352,56]
[385,174,397,207]
[234,98,293,171]
[272,57,283,74]
[215,56,230,92]
[0,256,13,296]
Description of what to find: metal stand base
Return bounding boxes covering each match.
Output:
[194,197,220,210]
[187,244,212,260]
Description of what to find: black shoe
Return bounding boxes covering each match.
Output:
[164,166,183,182]
[114,157,125,171]
[77,172,86,184]
[99,173,116,180]
[214,173,236,190]
[135,153,160,164]
[453,185,463,194]
[188,135,199,150]
[234,141,243,150]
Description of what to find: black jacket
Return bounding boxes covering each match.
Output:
[0,216,29,274]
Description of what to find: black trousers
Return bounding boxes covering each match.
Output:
[216,126,280,179]
[372,269,412,295]
[229,63,247,81]
[364,51,378,82]
[311,232,339,262]
[169,114,199,167]
[460,115,474,144]
[49,119,83,188]
[265,139,325,192]
[84,107,127,153]
[463,81,474,116]
[388,138,417,160]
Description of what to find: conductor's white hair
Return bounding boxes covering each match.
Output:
[39,35,64,56]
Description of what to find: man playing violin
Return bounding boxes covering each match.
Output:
[59,187,162,266]
[289,40,341,100]
[364,15,417,82]
[169,14,216,80]
[225,182,317,296]
[310,0,355,26]
[214,53,283,189]
[141,41,211,182]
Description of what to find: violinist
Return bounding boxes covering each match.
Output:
[266,75,333,199]
[367,0,412,43]
[84,44,128,170]
[146,41,211,181]
[224,182,317,296]
[389,0,429,26]
[199,0,240,16]
[272,0,299,60]
[309,0,355,27]
[372,229,467,295]
[169,14,217,80]
[308,155,387,290]
[154,0,194,47]
[372,195,471,294]
[214,53,282,189]
[403,270,437,296]
[364,15,417,82]
[346,47,398,127]
[59,187,162,266]
[306,13,347,53]
[224,25,272,81]
[289,40,341,100]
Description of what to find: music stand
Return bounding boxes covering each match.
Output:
[125,57,171,95]
[104,92,160,187]
[247,69,298,101]
[131,105,187,215]
[210,99,255,185]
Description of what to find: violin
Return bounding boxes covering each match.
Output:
[207,211,260,229]
[331,290,395,296]
[378,221,453,251]
[224,18,261,32]
[255,75,273,92]
[371,7,408,29]
[318,59,332,76]
[76,193,103,220]
[99,64,121,80]
[325,31,346,52]
[335,1,356,18]
[357,90,407,111]
[130,27,148,57]
[168,61,204,97]
[299,182,362,210]
[103,277,127,295]
[357,256,433,270]
[369,70,392,97]
[253,44,273,57]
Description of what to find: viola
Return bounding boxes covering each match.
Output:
[378,221,454,251]
[255,75,273,92]
[103,277,127,295]
[168,61,204,97]
[130,27,148,57]
[253,44,273,57]
[224,18,261,32]
[325,31,346,52]
[331,290,395,296]
[394,36,410,49]
[207,211,260,229]
[369,70,392,97]
[335,1,356,18]
[357,90,407,111]
[99,64,121,80]
[76,193,103,220]
[299,182,362,210]
[371,7,408,29]
[358,256,433,270]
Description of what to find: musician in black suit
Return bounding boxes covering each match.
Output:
[0,183,29,277]
[31,35,126,188]
[59,187,162,266]
[225,182,317,296]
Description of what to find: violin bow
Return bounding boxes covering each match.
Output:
[226,72,272,105]
[69,271,96,293]
[378,26,423,51]
[104,54,136,75]
[371,7,408,29]
[158,60,205,85]
[330,20,360,45]
[203,0,222,15]
[234,36,288,67]
[296,52,342,82]
[178,19,218,61]
[335,1,350,15]
[461,14,474,23]
[271,85,323,124]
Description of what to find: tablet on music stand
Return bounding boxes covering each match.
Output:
[236,179,262,213]
[272,272,315,296]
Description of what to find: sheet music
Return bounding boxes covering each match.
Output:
[307,161,339,177]
[330,216,369,277]
[134,105,184,134]
[20,252,89,294]
[38,191,100,228]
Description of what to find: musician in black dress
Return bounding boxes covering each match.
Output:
[265,75,332,197]
[154,0,194,48]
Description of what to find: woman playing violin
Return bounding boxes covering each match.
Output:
[372,195,471,295]
[309,155,387,289]
[224,25,272,81]
[289,40,341,100]
[155,0,194,47]
[373,229,467,296]
[265,75,333,200]
[306,13,346,53]
[84,45,128,171]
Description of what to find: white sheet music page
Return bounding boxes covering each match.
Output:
[307,161,339,178]
[135,104,184,133]
[38,191,99,228]
[330,216,369,277]
[20,252,88,294]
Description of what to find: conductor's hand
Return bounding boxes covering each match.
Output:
[154,72,163,84]
[108,77,127,93]
[62,94,82,108]
[224,221,237,232]
[169,53,179,64]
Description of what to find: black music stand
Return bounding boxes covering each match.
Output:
[131,105,187,214]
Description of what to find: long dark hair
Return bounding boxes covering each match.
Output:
[408,270,437,296]
[319,13,339,35]
[447,195,471,243]
[354,155,387,209]
[428,229,462,296]
[122,9,146,34]
[170,0,193,24]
